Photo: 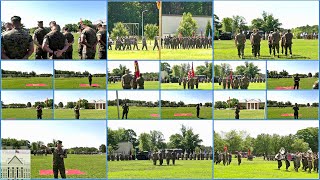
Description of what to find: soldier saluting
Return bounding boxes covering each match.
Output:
[53,140,67,179]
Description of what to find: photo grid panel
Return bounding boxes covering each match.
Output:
[0,0,319,180]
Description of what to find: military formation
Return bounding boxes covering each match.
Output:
[110,35,212,51]
[234,28,294,59]
[215,151,241,166]
[121,69,145,89]
[217,75,264,89]
[2,16,106,59]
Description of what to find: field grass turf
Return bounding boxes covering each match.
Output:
[161,107,212,119]
[161,83,213,90]
[214,156,318,179]
[108,44,212,60]
[108,106,160,119]
[108,159,212,179]
[2,108,53,119]
[55,77,106,89]
[214,82,266,90]
[267,78,317,90]
[54,109,106,119]
[214,109,265,119]
[32,154,106,179]
[29,33,100,60]
[2,77,52,89]
[108,81,159,90]
[214,39,318,60]
[267,107,318,119]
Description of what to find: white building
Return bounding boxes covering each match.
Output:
[89,100,106,110]
[162,14,212,36]
[239,99,264,110]
[1,150,31,179]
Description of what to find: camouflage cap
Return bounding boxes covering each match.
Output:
[11,16,21,22]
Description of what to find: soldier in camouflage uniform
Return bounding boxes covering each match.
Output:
[233,77,240,89]
[78,27,84,59]
[152,151,158,165]
[74,105,80,119]
[96,23,106,59]
[166,151,171,165]
[235,104,240,119]
[42,24,69,59]
[53,140,67,179]
[171,151,176,165]
[234,30,246,59]
[284,29,293,57]
[2,16,34,59]
[153,36,159,50]
[271,29,281,58]
[307,151,313,173]
[142,36,148,50]
[251,29,261,58]
[63,27,74,59]
[121,69,133,89]
[36,105,43,119]
[137,74,145,89]
[158,151,164,165]
[133,36,140,50]
[33,21,48,59]
[293,152,301,172]
[122,103,129,119]
[80,24,97,59]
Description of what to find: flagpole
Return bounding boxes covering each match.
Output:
[116,90,120,119]
[158,0,162,60]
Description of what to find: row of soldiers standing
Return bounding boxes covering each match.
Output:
[152,151,213,166]
[1,16,106,59]
[163,36,212,49]
[218,76,251,89]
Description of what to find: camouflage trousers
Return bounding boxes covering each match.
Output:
[53,164,66,178]
[273,43,280,55]
[35,48,48,59]
[294,160,300,172]
[237,44,245,57]
[285,43,292,55]
[82,52,95,59]
[308,161,313,173]
[252,44,260,57]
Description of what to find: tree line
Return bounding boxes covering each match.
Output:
[161,100,212,107]
[214,62,261,79]
[55,70,106,77]
[2,69,52,77]
[267,100,318,107]
[267,70,318,78]
[108,64,158,80]
[2,99,53,109]
[108,125,210,155]
[55,99,96,109]
[108,99,158,107]
[161,62,212,79]
[214,127,318,155]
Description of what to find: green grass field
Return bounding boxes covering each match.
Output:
[268,78,317,90]
[267,107,318,119]
[214,157,318,179]
[32,154,106,178]
[54,109,106,119]
[2,77,52,89]
[214,39,318,60]
[214,109,265,119]
[55,77,106,89]
[108,81,159,90]
[214,83,266,90]
[161,83,213,90]
[161,107,212,119]
[2,108,53,119]
[108,106,160,119]
[29,33,100,60]
[108,44,212,60]
[108,160,212,179]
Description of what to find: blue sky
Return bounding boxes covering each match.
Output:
[2,121,106,148]
[214,1,319,29]
[1,61,53,74]
[268,61,319,75]
[2,90,53,104]
[107,91,159,102]
[215,120,318,137]
[1,1,106,28]
[55,61,106,74]
[108,61,159,73]
[214,91,266,102]
[161,91,212,104]
[55,90,106,104]
[268,91,318,103]
[109,120,212,146]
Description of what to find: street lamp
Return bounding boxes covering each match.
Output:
[142,10,148,37]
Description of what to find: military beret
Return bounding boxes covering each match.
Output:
[56,140,62,144]
[11,16,21,22]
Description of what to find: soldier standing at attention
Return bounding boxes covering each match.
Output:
[234,30,246,59]
[153,36,159,50]
[88,74,93,86]
[307,151,313,173]
[233,77,239,89]
[42,24,69,59]
[53,140,67,179]
[36,105,43,119]
[33,21,48,59]
[171,151,176,165]
[271,29,281,58]
[293,74,300,89]
[268,31,273,55]
[235,104,240,119]
[121,69,133,89]
[122,103,129,119]
[158,151,164,166]
[2,16,34,59]
[183,78,187,89]
[293,103,299,119]
[80,24,97,59]
[284,29,293,58]
[137,74,145,89]
[251,29,261,58]
[281,32,285,54]
[96,23,107,59]
[196,103,201,118]
[152,151,158,165]
[63,27,74,59]
[74,105,80,119]
[165,151,171,165]
[237,151,242,165]
[78,27,84,59]
[195,77,199,89]
[132,77,138,89]
[222,77,227,89]
[142,36,148,50]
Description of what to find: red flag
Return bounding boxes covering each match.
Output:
[134,60,140,78]
[191,62,195,77]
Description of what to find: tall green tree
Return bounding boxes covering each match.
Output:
[111,22,129,39]
[178,12,198,37]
